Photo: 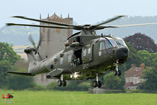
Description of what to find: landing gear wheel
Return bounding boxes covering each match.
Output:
[62,80,66,87]
[58,80,62,87]
[118,70,121,76]
[97,81,102,88]
[114,70,117,76]
[93,81,97,87]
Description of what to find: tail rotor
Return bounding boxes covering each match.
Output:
[28,32,42,60]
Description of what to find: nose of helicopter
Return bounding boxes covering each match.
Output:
[116,47,129,61]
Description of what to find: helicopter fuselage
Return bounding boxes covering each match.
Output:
[26,34,129,80]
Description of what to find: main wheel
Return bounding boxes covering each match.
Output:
[118,70,121,76]
[62,80,66,87]
[57,80,62,87]
[114,70,117,76]
[97,81,102,88]
[93,81,97,87]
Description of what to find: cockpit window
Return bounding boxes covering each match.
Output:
[99,39,113,50]
[105,40,112,48]
[107,38,117,47]
[117,39,127,47]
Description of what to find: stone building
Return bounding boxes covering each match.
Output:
[124,63,145,90]
[34,13,73,86]
[39,13,73,59]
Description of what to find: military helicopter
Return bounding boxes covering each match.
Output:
[7,15,157,88]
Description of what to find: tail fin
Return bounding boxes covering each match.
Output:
[24,47,38,62]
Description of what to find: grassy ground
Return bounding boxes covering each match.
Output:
[0,90,157,105]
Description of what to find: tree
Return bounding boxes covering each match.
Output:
[120,42,142,71]
[0,42,19,88]
[139,67,157,91]
[7,59,34,90]
[7,74,34,90]
[104,72,124,90]
[138,50,157,91]
[137,50,157,67]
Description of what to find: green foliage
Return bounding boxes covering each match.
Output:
[29,84,46,91]
[47,80,91,91]
[7,75,34,90]
[6,60,35,90]
[47,82,58,90]
[120,42,142,71]
[0,42,19,88]
[136,50,157,91]
[0,42,34,90]
[137,50,157,67]
[104,72,124,90]
[0,42,19,64]
[139,67,157,91]
[77,82,91,91]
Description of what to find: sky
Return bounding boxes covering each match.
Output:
[0,0,157,28]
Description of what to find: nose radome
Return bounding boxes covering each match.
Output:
[116,47,128,60]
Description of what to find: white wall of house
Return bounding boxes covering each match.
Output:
[126,77,144,84]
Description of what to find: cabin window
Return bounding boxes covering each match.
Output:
[99,41,105,50]
[60,58,63,65]
[68,55,72,62]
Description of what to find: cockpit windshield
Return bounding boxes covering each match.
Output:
[99,37,127,50]
[106,37,127,47]
[117,38,127,47]
[106,37,117,47]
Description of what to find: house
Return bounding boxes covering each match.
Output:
[124,63,145,90]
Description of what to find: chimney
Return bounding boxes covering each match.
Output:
[131,64,136,68]
[140,63,145,69]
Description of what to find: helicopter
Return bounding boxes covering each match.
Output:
[7,15,157,88]
[2,93,14,99]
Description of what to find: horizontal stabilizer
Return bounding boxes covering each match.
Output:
[7,71,35,76]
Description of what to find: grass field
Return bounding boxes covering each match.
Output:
[0,90,157,105]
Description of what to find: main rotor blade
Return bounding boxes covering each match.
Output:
[12,16,74,27]
[7,23,74,29]
[95,26,118,30]
[114,23,157,28]
[95,23,157,30]
[93,15,126,28]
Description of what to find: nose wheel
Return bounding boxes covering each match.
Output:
[93,74,102,88]
[114,60,121,76]
[58,74,67,87]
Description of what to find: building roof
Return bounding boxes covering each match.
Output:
[124,82,133,87]
[49,13,62,20]
[125,64,145,77]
